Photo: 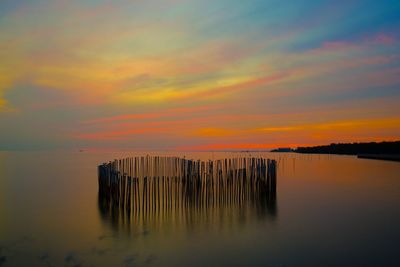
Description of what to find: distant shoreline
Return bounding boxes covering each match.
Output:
[271,141,400,162]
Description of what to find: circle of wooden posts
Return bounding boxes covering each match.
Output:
[98,156,277,224]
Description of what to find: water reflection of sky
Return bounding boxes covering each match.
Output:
[98,178,277,235]
[1,151,400,267]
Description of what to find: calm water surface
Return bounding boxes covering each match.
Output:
[1,151,400,267]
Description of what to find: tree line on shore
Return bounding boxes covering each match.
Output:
[272,141,400,155]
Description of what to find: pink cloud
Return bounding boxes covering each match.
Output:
[321,41,358,50]
[370,33,396,45]
[316,32,396,54]
[83,113,164,124]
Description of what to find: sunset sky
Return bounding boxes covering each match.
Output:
[0,0,399,151]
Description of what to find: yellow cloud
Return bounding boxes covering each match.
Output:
[0,98,6,110]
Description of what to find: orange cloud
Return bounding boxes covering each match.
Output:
[176,143,303,151]
[194,128,239,137]
[259,117,400,133]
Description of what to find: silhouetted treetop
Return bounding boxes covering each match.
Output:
[295,141,400,155]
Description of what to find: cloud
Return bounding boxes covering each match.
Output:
[193,127,239,137]
[369,33,396,45]
[176,143,300,151]
[1,1,399,150]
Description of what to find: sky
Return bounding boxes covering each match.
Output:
[0,0,399,151]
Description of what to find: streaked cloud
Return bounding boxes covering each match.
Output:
[0,0,399,150]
